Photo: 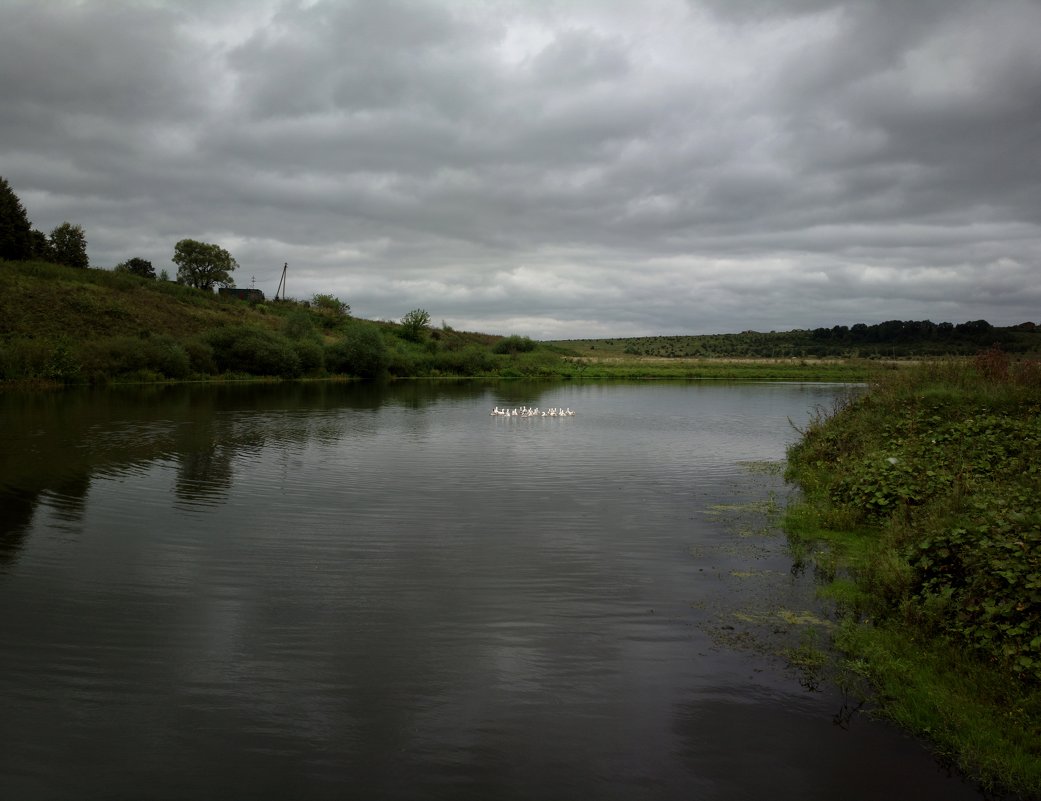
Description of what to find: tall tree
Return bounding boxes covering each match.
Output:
[114,257,155,279]
[172,238,237,291]
[30,228,53,261]
[0,176,33,261]
[49,222,89,268]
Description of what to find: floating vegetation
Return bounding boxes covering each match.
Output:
[778,609,834,627]
[690,466,837,673]
[736,460,785,475]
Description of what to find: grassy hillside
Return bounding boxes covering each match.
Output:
[0,260,539,383]
[1,260,280,341]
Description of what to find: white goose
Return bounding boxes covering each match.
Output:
[491,406,577,417]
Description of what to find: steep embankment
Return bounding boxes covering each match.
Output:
[1,260,286,342]
[784,354,1041,798]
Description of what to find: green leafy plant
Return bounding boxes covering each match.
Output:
[325,324,388,378]
[399,308,431,343]
[493,335,537,354]
[311,293,350,321]
[205,325,301,377]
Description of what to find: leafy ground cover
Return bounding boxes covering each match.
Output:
[784,350,1041,798]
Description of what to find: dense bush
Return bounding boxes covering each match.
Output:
[283,310,318,341]
[78,334,190,380]
[114,257,155,279]
[493,335,537,354]
[0,337,80,381]
[432,345,496,376]
[384,340,428,377]
[311,293,350,324]
[325,324,388,378]
[205,325,301,377]
[788,357,1041,683]
[293,339,325,375]
[184,338,217,375]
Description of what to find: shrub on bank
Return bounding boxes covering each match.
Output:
[0,337,80,381]
[492,335,536,354]
[206,325,302,378]
[293,339,325,375]
[76,334,191,381]
[283,310,318,342]
[325,324,388,378]
[432,345,497,376]
[184,338,217,375]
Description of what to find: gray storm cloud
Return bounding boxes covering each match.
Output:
[1,0,1038,338]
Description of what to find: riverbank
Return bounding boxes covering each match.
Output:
[557,355,882,381]
[783,352,1041,798]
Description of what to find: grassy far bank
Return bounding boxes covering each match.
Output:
[554,354,882,381]
[784,351,1041,798]
[548,323,1041,360]
[1,259,892,385]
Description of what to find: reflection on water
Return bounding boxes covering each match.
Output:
[0,381,477,543]
[0,381,981,800]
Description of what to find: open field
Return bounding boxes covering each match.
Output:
[552,354,886,382]
[547,325,1041,360]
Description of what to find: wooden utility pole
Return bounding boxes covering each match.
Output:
[275,262,287,301]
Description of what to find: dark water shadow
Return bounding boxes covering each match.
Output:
[672,687,982,800]
[0,487,37,566]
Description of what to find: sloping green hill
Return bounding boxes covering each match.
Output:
[1,260,286,342]
[0,260,517,383]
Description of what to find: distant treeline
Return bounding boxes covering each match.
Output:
[611,319,1039,359]
[809,319,1024,346]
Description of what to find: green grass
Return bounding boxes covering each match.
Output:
[555,355,884,382]
[838,624,1041,796]
[0,259,278,343]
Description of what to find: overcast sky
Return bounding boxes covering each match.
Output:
[2,0,1039,338]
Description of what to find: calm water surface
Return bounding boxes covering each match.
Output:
[0,381,981,800]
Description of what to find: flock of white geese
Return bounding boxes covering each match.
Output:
[491,406,575,417]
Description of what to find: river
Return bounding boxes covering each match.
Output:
[0,381,982,800]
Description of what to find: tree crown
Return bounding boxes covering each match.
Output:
[172,238,237,291]
[49,222,89,269]
[0,176,33,261]
[115,257,156,279]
